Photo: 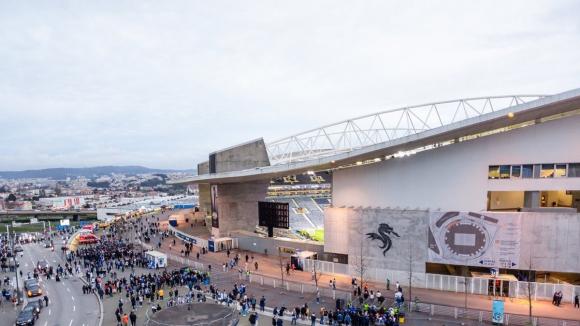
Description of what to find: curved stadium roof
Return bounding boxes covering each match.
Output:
[170,88,580,185]
[266,95,547,165]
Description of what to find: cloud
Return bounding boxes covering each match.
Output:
[0,1,579,170]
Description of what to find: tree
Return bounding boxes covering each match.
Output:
[457,259,472,325]
[6,193,16,202]
[312,261,324,290]
[403,239,422,312]
[520,249,538,323]
[350,235,372,296]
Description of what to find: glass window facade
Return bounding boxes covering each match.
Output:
[511,165,521,178]
[569,163,580,177]
[489,163,580,179]
[488,166,500,179]
[522,165,533,178]
[500,165,511,179]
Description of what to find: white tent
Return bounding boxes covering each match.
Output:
[144,251,167,268]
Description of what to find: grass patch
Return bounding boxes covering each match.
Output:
[299,229,324,242]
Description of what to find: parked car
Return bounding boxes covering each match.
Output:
[15,306,39,325]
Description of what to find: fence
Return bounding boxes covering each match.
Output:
[303,259,580,304]
[410,302,580,326]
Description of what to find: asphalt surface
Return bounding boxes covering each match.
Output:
[20,240,100,326]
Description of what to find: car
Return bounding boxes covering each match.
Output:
[24,279,38,290]
[26,300,43,313]
[37,260,49,270]
[34,209,40,212]
[27,284,42,297]
[14,245,23,252]
[16,306,39,325]
[44,241,51,248]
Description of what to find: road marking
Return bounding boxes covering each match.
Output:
[49,309,51,315]
[44,322,47,326]
[73,305,75,311]
[67,288,70,292]
[69,320,73,326]
[71,296,74,300]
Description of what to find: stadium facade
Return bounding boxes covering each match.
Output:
[170,88,580,283]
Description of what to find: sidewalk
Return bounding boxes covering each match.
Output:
[140,212,580,323]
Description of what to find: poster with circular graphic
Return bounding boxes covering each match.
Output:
[427,211,522,269]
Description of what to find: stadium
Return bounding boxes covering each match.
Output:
[170,88,580,299]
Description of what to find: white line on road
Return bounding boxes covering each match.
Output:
[73,305,75,311]
[44,322,47,326]
[71,296,74,300]
[49,309,51,315]
[67,288,70,292]
[69,320,73,326]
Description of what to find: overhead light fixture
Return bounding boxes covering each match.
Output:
[356,161,363,166]
[508,112,514,118]
[330,160,336,164]
[374,158,381,162]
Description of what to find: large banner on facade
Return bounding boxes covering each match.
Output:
[427,212,522,269]
[211,185,219,228]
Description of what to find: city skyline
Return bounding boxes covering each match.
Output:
[1,1,579,170]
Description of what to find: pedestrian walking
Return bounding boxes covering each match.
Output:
[130,311,137,326]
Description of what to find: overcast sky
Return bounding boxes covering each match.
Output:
[1,1,579,171]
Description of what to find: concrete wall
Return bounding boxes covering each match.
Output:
[230,230,324,258]
[520,212,580,273]
[197,161,209,175]
[214,180,270,237]
[324,207,580,274]
[212,138,270,173]
[198,184,211,216]
[325,207,429,273]
[332,114,580,212]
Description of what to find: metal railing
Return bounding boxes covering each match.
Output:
[410,302,580,326]
[303,259,580,304]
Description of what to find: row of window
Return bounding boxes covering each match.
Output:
[488,163,580,179]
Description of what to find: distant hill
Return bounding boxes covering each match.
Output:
[0,166,197,180]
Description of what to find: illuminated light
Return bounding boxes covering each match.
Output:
[411,150,417,155]
[508,112,514,118]
[356,161,363,166]
[397,151,404,158]
[330,160,336,164]
[374,158,381,162]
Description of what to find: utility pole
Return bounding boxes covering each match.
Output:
[278,247,284,286]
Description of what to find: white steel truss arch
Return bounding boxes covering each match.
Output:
[266,95,547,165]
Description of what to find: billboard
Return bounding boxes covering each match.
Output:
[211,185,219,228]
[427,212,522,269]
[258,201,290,229]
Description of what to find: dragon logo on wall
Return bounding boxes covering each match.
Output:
[366,223,400,257]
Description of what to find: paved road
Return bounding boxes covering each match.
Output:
[21,241,100,326]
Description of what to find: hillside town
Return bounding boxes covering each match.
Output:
[0,171,197,211]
